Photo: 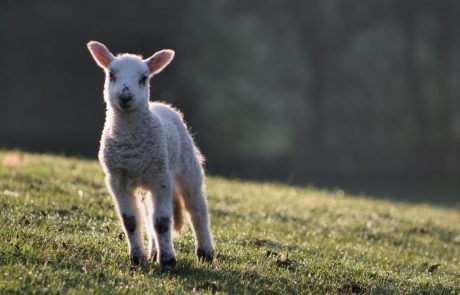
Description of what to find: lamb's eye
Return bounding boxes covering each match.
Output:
[139,75,148,85]
[109,72,116,82]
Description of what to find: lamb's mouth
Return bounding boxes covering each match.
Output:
[119,102,132,110]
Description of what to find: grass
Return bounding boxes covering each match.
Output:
[0,150,459,294]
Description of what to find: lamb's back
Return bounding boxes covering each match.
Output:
[150,101,195,171]
[150,102,185,126]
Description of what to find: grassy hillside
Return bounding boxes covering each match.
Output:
[0,150,459,294]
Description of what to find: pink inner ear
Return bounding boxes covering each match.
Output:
[89,43,112,68]
[147,50,174,74]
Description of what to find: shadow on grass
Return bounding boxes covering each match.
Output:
[174,258,297,294]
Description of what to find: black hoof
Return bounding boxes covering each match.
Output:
[197,248,214,263]
[160,257,177,274]
[130,255,142,265]
[130,253,148,270]
[130,262,150,273]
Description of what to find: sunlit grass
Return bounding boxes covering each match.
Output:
[0,150,459,294]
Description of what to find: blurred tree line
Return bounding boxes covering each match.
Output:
[1,0,460,183]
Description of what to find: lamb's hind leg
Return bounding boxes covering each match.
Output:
[178,176,214,262]
[107,175,147,267]
[148,173,176,273]
[141,191,157,260]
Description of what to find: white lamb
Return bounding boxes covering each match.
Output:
[87,41,214,273]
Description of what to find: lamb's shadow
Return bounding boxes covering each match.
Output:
[173,257,294,294]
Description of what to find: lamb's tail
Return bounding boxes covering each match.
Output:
[173,189,185,232]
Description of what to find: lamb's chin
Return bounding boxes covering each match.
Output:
[110,103,133,113]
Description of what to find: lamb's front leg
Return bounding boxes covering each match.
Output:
[107,176,147,267]
[149,173,176,273]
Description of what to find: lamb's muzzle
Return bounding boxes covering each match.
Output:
[119,93,133,109]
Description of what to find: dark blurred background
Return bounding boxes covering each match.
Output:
[1,1,459,204]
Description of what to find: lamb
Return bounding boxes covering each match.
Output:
[87,41,214,273]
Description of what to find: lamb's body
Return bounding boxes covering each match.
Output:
[87,41,214,272]
[99,102,202,185]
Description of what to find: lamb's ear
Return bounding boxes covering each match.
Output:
[87,41,115,69]
[144,49,175,76]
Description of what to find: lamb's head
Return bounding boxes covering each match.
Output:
[87,41,174,112]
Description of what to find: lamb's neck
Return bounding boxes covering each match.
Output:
[104,106,152,136]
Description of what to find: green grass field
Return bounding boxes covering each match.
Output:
[0,150,459,294]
